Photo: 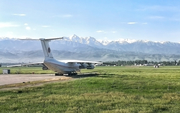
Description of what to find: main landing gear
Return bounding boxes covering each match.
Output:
[55,73,63,76]
[68,72,77,76]
[55,72,77,76]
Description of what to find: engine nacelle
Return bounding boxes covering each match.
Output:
[79,63,87,69]
[87,64,95,69]
[42,65,49,70]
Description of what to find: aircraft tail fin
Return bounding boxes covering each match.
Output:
[40,38,63,58]
[21,37,63,59]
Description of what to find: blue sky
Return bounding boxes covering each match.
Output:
[1,0,180,42]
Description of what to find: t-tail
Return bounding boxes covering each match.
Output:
[39,38,63,59]
[21,37,63,59]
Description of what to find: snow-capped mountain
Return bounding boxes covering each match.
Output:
[1,34,180,62]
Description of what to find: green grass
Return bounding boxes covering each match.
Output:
[1,66,180,112]
[0,67,55,74]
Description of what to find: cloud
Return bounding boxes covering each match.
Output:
[24,24,32,30]
[112,31,117,33]
[96,30,105,33]
[96,30,116,33]
[142,22,148,25]
[26,26,31,30]
[42,25,50,28]
[53,14,73,18]
[0,22,19,28]
[62,14,73,18]
[13,14,26,16]
[149,16,164,19]
[127,22,137,25]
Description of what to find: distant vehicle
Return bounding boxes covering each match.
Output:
[7,37,102,75]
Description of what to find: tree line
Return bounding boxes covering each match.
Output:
[103,60,180,66]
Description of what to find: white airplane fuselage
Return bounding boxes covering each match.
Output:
[44,58,80,74]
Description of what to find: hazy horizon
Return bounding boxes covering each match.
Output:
[0,34,180,43]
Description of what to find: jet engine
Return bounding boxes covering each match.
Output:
[42,65,49,70]
[79,63,87,69]
[87,64,95,69]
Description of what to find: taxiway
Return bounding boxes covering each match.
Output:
[0,74,70,86]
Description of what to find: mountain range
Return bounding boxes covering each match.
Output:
[1,34,180,63]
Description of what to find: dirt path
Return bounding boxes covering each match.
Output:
[0,73,98,91]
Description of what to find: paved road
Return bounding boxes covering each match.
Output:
[0,74,70,86]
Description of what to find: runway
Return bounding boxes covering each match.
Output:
[0,74,71,86]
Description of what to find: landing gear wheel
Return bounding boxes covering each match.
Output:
[68,73,77,76]
[55,73,63,76]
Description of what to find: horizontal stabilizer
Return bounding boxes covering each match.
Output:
[20,37,63,41]
[39,37,63,41]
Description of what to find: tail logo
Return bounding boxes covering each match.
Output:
[48,47,51,53]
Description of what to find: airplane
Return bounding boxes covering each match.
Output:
[7,37,102,75]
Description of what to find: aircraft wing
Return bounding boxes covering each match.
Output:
[7,60,102,70]
[59,60,102,69]
[59,60,102,64]
[6,62,50,70]
[7,62,44,67]
[6,64,23,67]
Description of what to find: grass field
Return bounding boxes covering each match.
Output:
[0,67,55,74]
[0,66,180,112]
